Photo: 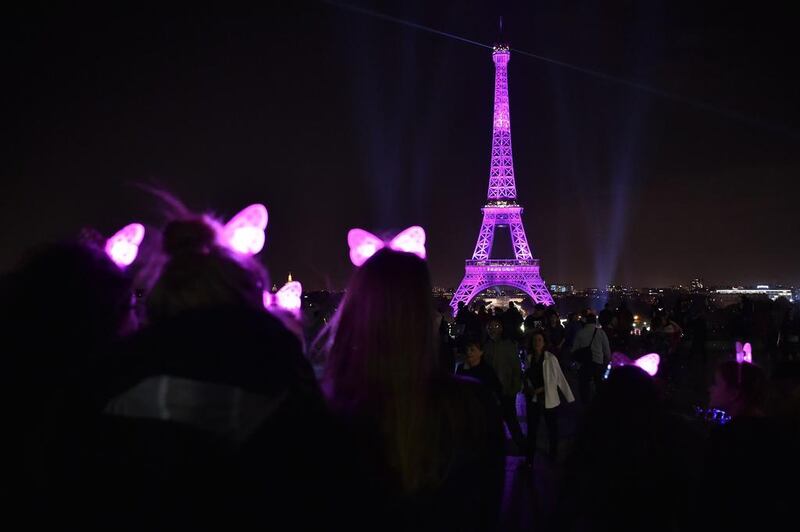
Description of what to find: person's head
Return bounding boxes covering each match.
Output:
[325,248,436,390]
[766,360,800,421]
[583,310,597,325]
[509,301,516,309]
[145,218,267,322]
[457,301,465,311]
[548,313,560,327]
[1,241,133,362]
[487,319,503,340]
[709,361,767,417]
[579,366,663,444]
[465,339,484,367]
[530,331,546,355]
[534,303,545,316]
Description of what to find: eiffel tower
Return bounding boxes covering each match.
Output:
[450,43,554,314]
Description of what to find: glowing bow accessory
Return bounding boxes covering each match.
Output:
[347,226,426,267]
[222,204,268,255]
[105,223,145,267]
[263,281,302,314]
[735,341,752,364]
[610,352,660,377]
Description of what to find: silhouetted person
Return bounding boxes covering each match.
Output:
[0,240,134,526]
[94,215,331,530]
[598,302,613,328]
[502,301,524,341]
[571,312,610,405]
[524,303,547,332]
[484,319,526,455]
[437,312,456,373]
[457,339,503,402]
[456,301,482,342]
[322,249,505,531]
[545,311,566,359]
[563,312,583,354]
[702,360,796,527]
[616,300,633,349]
[557,366,702,531]
[779,304,800,361]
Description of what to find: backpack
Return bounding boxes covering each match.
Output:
[573,328,598,364]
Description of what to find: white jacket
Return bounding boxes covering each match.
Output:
[526,351,575,409]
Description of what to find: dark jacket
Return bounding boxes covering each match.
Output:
[457,360,503,401]
[71,307,335,530]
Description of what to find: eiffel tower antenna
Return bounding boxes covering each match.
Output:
[451,29,554,313]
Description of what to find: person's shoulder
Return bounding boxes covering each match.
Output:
[441,374,495,403]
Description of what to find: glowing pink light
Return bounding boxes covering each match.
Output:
[347,226,426,267]
[105,223,145,267]
[735,341,752,364]
[222,204,268,255]
[263,281,302,314]
[611,352,660,377]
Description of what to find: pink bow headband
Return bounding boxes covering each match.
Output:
[610,352,661,377]
[105,223,146,267]
[105,204,299,316]
[735,341,753,384]
[102,203,270,268]
[219,204,269,255]
[263,281,302,315]
[735,341,752,364]
[347,226,427,267]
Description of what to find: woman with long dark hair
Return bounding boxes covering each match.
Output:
[522,330,573,466]
[321,248,505,531]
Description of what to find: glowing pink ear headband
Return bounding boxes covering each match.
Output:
[735,341,753,384]
[104,203,267,265]
[105,223,145,267]
[347,226,426,267]
[610,352,660,377]
[221,204,268,255]
[263,281,302,315]
[735,341,752,364]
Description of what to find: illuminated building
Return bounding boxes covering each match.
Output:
[450,42,553,313]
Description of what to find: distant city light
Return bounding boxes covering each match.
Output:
[714,286,792,302]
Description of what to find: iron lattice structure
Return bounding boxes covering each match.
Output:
[451,45,554,313]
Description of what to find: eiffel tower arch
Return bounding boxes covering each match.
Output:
[451,43,553,314]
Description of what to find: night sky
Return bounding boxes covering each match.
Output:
[4,1,799,290]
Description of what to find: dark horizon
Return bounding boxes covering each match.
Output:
[4,1,799,291]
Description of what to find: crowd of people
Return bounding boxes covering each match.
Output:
[2,204,798,531]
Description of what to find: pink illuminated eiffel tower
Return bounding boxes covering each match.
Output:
[450,44,554,313]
